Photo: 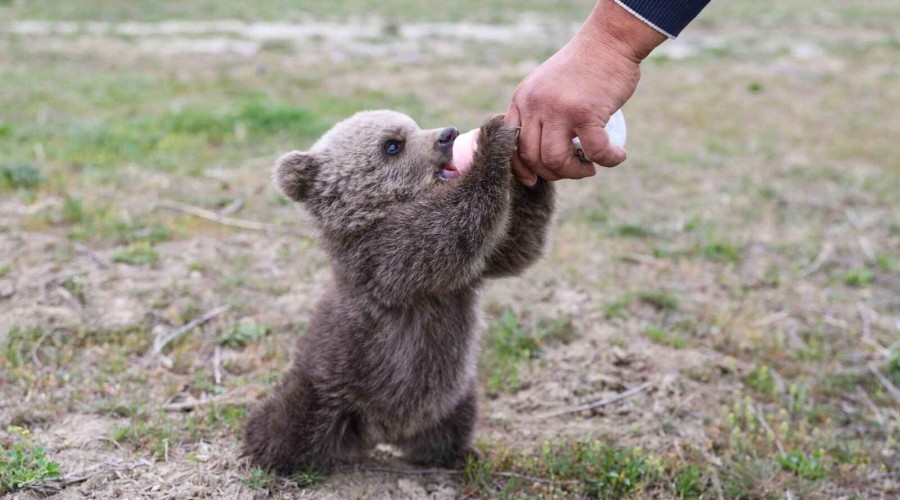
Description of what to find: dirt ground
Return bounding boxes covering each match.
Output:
[1,1,898,498]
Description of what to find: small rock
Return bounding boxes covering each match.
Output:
[0,279,14,299]
[611,347,633,366]
[396,478,428,499]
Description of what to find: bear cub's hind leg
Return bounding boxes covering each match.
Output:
[396,387,479,468]
[242,371,364,474]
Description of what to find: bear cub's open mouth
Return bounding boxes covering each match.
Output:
[438,162,459,180]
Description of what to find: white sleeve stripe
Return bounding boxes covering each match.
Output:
[611,0,675,39]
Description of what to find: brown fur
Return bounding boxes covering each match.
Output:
[243,111,555,474]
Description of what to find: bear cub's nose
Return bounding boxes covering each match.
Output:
[437,127,459,150]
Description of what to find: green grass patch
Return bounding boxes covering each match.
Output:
[112,418,176,460]
[0,164,42,190]
[53,195,172,244]
[603,295,634,319]
[186,404,247,440]
[673,464,703,499]
[2,325,45,370]
[465,440,665,498]
[745,365,777,396]
[841,267,873,287]
[636,290,679,311]
[242,467,276,489]
[699,239,744,264]
[480,310,572,396]
[217,320,270,349]
[111,242,160,265]
[612,223,653,238]
[61,274,87,304]
[645,326,687,349]
[0,427,61,494]
[776,450,827,480]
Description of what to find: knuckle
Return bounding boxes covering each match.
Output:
[518,144,540,164]
[540,153,564,171]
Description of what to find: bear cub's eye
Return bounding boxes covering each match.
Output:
[384,140,403,156]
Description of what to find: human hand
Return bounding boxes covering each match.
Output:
[505,0,666,186]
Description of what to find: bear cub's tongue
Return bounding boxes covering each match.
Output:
[450,129,479,174]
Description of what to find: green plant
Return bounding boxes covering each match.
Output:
[542,441,660,497]
[0,164,42,190]
[481,310,542,395]
[603,295,634,319]
[637,290,679,311]
[111,242,160,265]
[842,268,873,287]
[746,365,777,396]
[217,320,269,349]
[613,223,652,238]
[1,427,61,494]
[294,468,326,487]
[700,239,744,263]
[645,326,686,349]
[62,275,87,304]
[243,467,275,489]
[673,464,702,498]
[776,450,827,480]
[3,325,45,369]
[888,354,900,385]
[112,419,176,459]
[61,195,87,224]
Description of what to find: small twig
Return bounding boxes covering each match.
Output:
[529,381,653,420]
[161,394,256,412]
[491,471,580,485]
[857,303,890,358]
[620,253,665,268]
[695,444,725,500]
[213,345,223,385]
[754,310,790,328]
[845,209,876,259]
[30,329,52,367]
[74,242,110,269]
[144,304,230,364]
[157,198,291,234]
[219,198,244,216]
[353,465,459,476]
[752,404,785,455]
[25,459,152,494]
[351,466,578,486]
[853,385,884,426]
[868,363,900,405]
[797,242,831,278]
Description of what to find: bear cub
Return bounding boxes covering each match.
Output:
[243,111,555,473]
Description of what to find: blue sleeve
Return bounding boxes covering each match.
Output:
[615,0,711,37]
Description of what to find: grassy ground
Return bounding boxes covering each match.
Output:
[1,0,898,498]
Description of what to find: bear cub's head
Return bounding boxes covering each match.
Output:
[274,110,464,233]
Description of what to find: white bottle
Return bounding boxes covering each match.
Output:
[451,110,626,172]
[572,109,627,163]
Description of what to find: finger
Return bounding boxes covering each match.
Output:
[511,147,537,186]
[504,103,537,186]
[503,101,521,127]
[540,121,596,180]
[574,122,627,168]
[519,118,562,182]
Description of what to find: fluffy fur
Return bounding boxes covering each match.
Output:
[243,111,555,473]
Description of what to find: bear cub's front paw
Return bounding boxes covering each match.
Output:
[478,114,519,162]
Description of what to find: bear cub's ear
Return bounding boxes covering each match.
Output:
[274,151,319,202]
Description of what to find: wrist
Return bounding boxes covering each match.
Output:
[575,0,667,63]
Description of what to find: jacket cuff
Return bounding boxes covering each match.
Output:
[613,0,711,38]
